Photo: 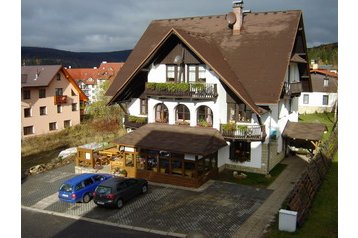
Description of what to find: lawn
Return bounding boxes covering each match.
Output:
[216,164,287,188]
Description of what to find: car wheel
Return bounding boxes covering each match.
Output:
[116,199,123,209]
[83,193,91,203]
[142,185,148,194]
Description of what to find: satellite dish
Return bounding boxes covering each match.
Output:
[173,55,183,64]
[226,12,236,26]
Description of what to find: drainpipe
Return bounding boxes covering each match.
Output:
[266,110,272,177]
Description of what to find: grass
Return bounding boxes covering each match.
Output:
[21,118,125,171]
[216,163,287,188]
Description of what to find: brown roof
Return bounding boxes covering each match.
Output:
[112,123,227,156]
[107,10,305,107]
[282,121,327,141]
[310,71,338,93]
[21,65,62,87]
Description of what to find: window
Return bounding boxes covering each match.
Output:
[64,120,71,128]
[55,88,63,96]
[230,141,251,163]
[23,126,34,135]
[155,103,168,123]
[322,95,329,105]
[227,103,251,122]
[303,94,309,104]
[39,88,46,98]
[23,89,31,100]
[71,89,76,96]
[56,73,61,81]
[72,103,77,111]
[187,65,206,83]
[24,108,32,118]
[39,106,47,116]
[166,65,178,82]
[57,105,62,113]
[140,98,148,115]
[49,122,57,131]
[176,104,190,123]
[197,106,213,127]
[323,78,329,87]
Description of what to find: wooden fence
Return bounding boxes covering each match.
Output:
[285,126,337,227]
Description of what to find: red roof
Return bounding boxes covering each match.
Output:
[310,69,338,78]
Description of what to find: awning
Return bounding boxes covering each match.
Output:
[112,123,228,156]
[282,121,327,141]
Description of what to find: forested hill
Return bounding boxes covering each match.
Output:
[307,42,338,69]
[22,43,338,69]
[21,47,132,68]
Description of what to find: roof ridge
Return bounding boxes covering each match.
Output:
[153,14,225,22]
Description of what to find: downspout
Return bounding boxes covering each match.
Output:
[266,109,272,176]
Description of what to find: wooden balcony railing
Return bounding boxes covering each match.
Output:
[283,82,303,97]
[54,95,67,105]
[220,124,266,141]
[145,82,218,99]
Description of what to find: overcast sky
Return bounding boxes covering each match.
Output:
[21,0,338,52]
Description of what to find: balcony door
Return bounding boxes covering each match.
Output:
[155,103,168,123]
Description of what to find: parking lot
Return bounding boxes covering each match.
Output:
[21,163,273,238]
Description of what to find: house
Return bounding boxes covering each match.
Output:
[105,2,313,187]
[21,65,88,138]
[298,68,338,114]
[66,62,124,103]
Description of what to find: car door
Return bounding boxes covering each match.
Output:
[116,181,131,202]
[124,179,140,199]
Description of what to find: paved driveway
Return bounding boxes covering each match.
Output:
[21,163,272,238]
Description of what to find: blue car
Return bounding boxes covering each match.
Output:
[58,173,113,203]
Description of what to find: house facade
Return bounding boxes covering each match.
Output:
[298,69,338,114]
[105,2,311,187]
[21,65,88,138]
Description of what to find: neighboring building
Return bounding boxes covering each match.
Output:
[67,62,124,103]
[21,65,88,138]
[298,69,338,114]
[105,2,312,187]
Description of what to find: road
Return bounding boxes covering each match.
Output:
[21,208,170,238]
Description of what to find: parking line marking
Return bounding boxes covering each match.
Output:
[21,206,186,237]
[31,192,59,210]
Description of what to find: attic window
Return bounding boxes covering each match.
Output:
[56,73,61,81]
[324,78,329,87]
[71,89,76,96]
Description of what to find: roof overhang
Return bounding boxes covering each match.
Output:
[112,123,228,156]
[282,121,328,141]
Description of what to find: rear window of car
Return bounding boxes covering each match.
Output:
[59,184,72,192]
[95,186,111,195]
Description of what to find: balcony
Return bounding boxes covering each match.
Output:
[145,82,218,100]
[283,82,303,98]
[54,95,67,105]
[124,115,148,129]
[220,124,266,141]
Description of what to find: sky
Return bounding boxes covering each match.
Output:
[21,0,338,52]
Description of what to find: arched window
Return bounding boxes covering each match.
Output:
[176,104,190,124]
[197,106,213,127]
[155,103,168,123]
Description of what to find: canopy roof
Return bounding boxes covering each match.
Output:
[112,123,227,156]
[282,121,328,141]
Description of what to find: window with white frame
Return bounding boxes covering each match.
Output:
[303,94,309,104]
[57,105,62,113]
[23,126,34,135]
[323,78,329,87]
[24,108,32,118]
[187,65,206,83]
[49,122,57,131]
[39,106,47,116]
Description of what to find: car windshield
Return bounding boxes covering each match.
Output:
[59,184,72,192]
[95,186,111,195]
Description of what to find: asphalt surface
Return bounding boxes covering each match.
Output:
[21,163,273,238]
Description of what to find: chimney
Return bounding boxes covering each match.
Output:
[232,0,244,35]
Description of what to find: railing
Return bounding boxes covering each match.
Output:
[124,115,148,128]
[284,82,303,97]
[145,82,218,99]
[220,124,266,141]
[54,95,67,105]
